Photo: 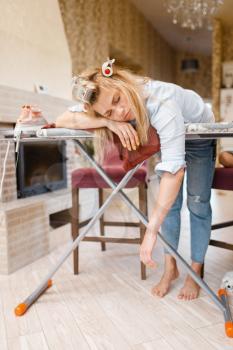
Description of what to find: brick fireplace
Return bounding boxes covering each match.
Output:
[0,85,83,274]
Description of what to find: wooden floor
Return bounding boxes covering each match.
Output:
[1,178,233,349]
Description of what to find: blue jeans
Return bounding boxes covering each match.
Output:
[161,139,216,263]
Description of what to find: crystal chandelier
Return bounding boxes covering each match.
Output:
[165,0,224,30]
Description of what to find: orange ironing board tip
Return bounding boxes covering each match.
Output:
[218,288,227,296]
[14,279,52,316]
[14,303,27,316]
[218,288,233,338]
[225,322,233,338]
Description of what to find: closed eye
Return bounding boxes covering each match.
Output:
[113,96,120,104]
[106,110,112,117]
[104,94,120,117]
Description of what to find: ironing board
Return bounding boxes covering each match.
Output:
[0,122,233,337]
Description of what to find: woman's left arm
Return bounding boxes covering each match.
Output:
[140,101,186,267]
[140,168,184,267]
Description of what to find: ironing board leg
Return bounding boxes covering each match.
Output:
[14,162,142,316]
[74,142,231,336]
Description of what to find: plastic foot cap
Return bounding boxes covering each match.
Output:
[14,303,27,316]
[218,288,227,297]
[225,322,233,338]
[48,279,53,288]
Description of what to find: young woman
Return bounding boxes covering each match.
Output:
[56,58,216,301]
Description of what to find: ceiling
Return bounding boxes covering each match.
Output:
[130,0,233,56]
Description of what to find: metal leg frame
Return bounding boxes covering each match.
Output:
[14,140,233,338]
[14,158,142,316]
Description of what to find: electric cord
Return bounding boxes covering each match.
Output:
[0,140,11,200]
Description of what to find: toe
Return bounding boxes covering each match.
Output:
[151,287,159,296]
[151,288,156,296]
[158,289,164,297]
[177,291,184,299]
[160,289,166,297]
[192,293,196,299]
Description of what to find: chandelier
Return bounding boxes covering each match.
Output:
[165,0,224,30]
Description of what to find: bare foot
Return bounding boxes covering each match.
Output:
[178,262,202,301]
[152,255,179,298]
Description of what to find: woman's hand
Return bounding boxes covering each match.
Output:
[140,226,157,268]
[106,119,140,151]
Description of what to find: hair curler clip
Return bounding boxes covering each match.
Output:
[71,76,95,103]
[102,58,115,77]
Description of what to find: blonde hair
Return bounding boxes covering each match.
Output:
[72,65,150,162]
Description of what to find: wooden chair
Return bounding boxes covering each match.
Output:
[210,167,233,250]
[71,143,148,280]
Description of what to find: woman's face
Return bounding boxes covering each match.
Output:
[92,87,134,122]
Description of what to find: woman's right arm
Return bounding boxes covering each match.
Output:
[56,111,108,129]
[56,111,139,150]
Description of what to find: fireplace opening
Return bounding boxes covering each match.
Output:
[16,141,67,198]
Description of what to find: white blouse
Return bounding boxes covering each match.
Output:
[144,79,214,174]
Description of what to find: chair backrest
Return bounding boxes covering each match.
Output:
[102,140,147,171]
[102,141,123,166]
[113,126,160,171]
[212,167,233,191]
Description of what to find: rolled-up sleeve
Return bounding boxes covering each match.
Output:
[150,101,186,175]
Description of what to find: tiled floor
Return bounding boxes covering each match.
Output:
[0,177,233,349]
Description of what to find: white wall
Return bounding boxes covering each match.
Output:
[0,0,72,99]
